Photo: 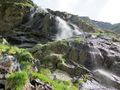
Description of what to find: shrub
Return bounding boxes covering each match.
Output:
[16,50,34,63]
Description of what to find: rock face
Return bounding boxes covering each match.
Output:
[93,69,120,90]
[0,54,20,90]
[30,79,53,90]
[0,54,20,77]
[0,0,34,34]
[0,0,120,90]
[30,33,120,89]
[80,79,117,90]
[0,2,99,47]
[30,34,120,74]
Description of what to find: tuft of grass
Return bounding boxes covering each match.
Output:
[16,50,34,63]
[74,74,89,87]
[39,68,52,77]
[32,72,78,90]
[7,71,28,90]
[0,44,20,54]
[20,61,33,72]
[74,37,83,44]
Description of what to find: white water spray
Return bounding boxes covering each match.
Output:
[55,16,82,40]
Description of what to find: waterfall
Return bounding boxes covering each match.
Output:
[72,24,82,35]
[55,16,82,40]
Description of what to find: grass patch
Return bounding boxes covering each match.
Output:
[7,71,28,90]
[0,44,34,70]
[74,74,88,87]
[39,68,52,77]
[32,72,78,90]
[0,44,20,54]
[74,37,83,44]
[16,50,34,63]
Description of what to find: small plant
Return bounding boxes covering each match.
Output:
[74,37,83,44]
[39,68,52,77]
[16,50,34,63]
[7,71,28,90]
[74,74,89,87]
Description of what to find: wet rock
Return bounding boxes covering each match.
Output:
[93,69,120,90]
[57,60,90,76]
[80,79,117,90]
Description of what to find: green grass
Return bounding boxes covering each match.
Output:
[74,37,83,44]
[0,44,33,62]
[0,44,34,70]
[0,44,21,54]
[20,61,33,72]
[16,50,34,63]
[39,68,52,77]
[32,72,78,90]
[7,71,28,90]
[74,74,88,87]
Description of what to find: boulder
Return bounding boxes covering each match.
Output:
[0,54,20,76]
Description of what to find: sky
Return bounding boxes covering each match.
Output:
[33,0,120,24]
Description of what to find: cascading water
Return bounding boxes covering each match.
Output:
[78,36,120,90]
[71,24,82,35]
[55,16,82,40]
[93,69,120,87]
[55,17,73,40]
[80,69,120,90]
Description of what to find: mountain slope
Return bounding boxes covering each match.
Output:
[0,0,120,90]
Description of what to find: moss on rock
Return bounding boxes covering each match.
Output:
[0,0,35,34]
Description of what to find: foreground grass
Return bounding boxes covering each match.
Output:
[32,72,78,90]
[7,71,28,90]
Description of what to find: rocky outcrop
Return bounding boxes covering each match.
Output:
[30,34,120,74]
[0,54,20,90]
[0,0,120,90]
[0,0,34,34]
[0,3,100,47]
[30,34,120,89]
[0,54,20,76]
[30,79,53,90]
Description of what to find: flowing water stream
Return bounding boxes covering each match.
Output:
[55,16,82,40]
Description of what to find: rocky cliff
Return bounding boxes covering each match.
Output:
[0,0,120,90]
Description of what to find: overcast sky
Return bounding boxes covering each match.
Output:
[33,0,120,24]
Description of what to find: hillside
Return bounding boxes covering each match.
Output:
[0,0,120,90]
